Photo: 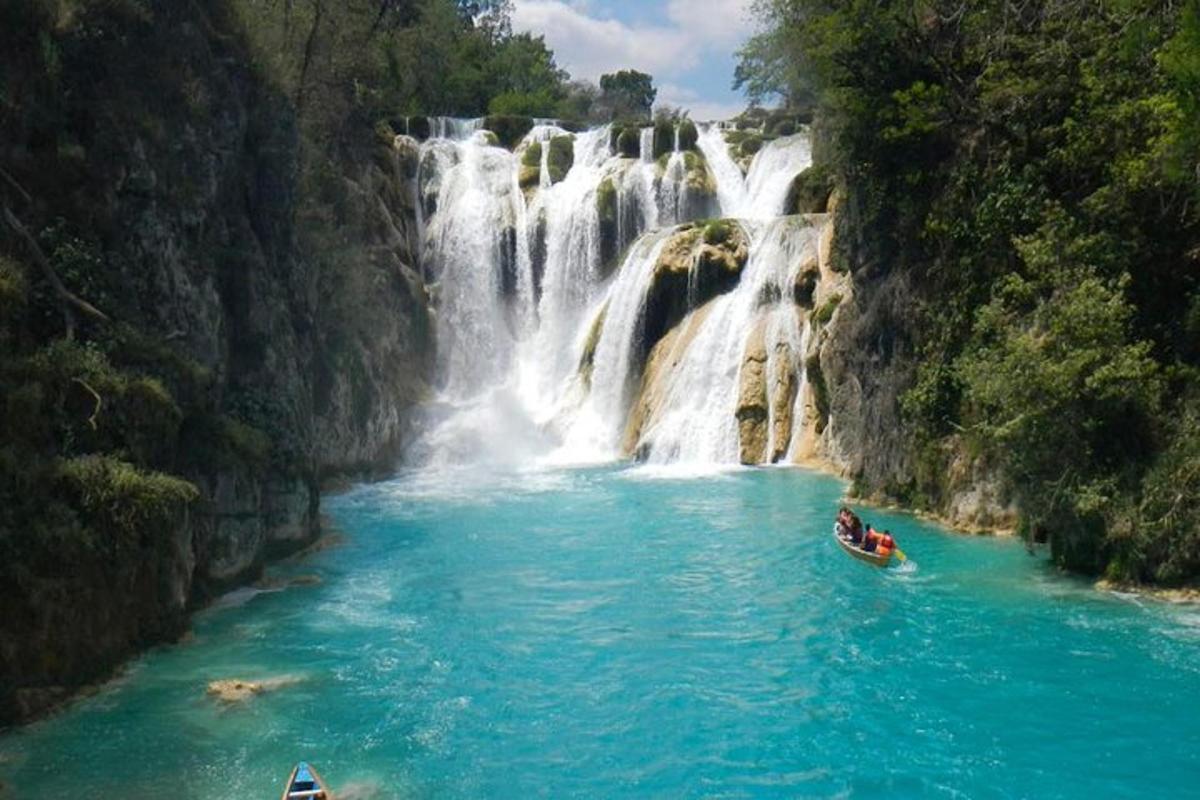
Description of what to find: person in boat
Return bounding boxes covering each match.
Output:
[863,527,897,558]
[847,513,865,545]
[862,524,878,551]
[835,507,851,539]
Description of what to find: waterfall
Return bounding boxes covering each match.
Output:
[404,118,821,468]
[630,218,819,464]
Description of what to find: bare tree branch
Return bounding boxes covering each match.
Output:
[2,205,111,338]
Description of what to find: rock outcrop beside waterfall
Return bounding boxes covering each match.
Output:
[811,191,1017,530]
[0,4,431,724]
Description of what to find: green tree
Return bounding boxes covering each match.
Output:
[599,69,656,122]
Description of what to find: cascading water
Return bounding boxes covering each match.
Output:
[404,116,820,468]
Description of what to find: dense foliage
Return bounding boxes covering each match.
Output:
[740,0,1200,583]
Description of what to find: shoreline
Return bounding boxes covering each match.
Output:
[792,456,1200,605]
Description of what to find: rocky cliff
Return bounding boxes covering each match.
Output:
[0,1,430,723]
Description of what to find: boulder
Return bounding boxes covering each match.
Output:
[519,165,541,194]
[622,301,719,457]
[683,151,717,195]
[520,142,543,194]
[786,164,834,215]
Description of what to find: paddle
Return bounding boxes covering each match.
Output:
[893,547,908,562]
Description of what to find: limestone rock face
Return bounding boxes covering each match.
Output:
[578,303,609,389]
[737,321,770,465]
[769,338,798,463]
[623,302,719,457]
[639,222,749,367]
[0,2,432,724]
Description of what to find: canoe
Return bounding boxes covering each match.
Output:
[282,762,331,800]
[834,528,893,567]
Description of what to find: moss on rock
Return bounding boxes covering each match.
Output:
[616,126,641,158]
[547,135,574,184]
[805,352,830,434]
[683,151,717,195]
[578,303,609,388]
[597,177,620,271]
[637,222,749,367]
[814,293,843,325]
[522,141,543,166]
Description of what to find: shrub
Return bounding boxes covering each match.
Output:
[521,141,543,168]
[652,121,674,158]
[57,455,198,549]
[482,115,534,150]
[702,219,733,246]
[814,293,842,324]
[677,120,699,151]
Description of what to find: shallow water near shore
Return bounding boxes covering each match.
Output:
[3,466,1199,798]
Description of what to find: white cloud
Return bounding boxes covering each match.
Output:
[511,1,696,82]
[511,0,754,120]
[665,0,756,46]
[656,83,744,122]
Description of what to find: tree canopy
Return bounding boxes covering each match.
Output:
[599,69,658,122]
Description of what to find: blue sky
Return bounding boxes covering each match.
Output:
[511,0,758,121]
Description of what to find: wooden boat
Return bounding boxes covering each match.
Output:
[282,762,331,800]
[834,527,893,567]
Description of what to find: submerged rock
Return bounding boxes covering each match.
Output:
[206,674,303,705]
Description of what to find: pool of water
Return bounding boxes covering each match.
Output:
[3,466,1199,798]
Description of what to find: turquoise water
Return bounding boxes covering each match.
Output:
[3,466,1199,798]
